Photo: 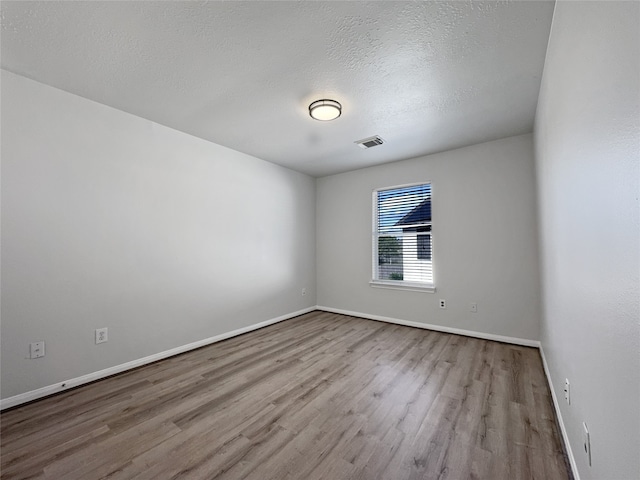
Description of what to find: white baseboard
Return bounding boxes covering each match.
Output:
[539,345,580,480]
[0,306,316,411]
[316,306,541,348]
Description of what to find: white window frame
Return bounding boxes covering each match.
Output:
[370,181,436,293]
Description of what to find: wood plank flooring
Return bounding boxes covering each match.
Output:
[1,311,571,479]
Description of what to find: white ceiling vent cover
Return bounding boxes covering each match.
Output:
[355,135,385,149]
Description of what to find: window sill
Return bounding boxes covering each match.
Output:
[369,280,436,293]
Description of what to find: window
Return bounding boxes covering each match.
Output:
[372,183,434,291]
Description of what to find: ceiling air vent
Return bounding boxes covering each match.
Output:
[355,135,385,149]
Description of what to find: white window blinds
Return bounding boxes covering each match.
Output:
[373,183,433,287]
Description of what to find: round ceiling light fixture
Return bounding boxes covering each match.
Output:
[309,99,342,121]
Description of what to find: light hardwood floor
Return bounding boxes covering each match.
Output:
[1,311,571,480]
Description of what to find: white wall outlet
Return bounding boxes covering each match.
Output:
[95,328,108,344]
[439,299,446,309]
[301,287,307,297]
[564,378,570,405]
[29,341,45,359]
[470,302,478,313]
[583,422,591,466]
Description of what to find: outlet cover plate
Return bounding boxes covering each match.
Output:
[29,341,45,359]
[583,422,591,466]
[95,328,108,344]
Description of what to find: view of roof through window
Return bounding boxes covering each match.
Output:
[377,184,431,233]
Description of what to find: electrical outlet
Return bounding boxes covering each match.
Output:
[95,328,108,344]
[564,378,570,405]
[29,341,45,359]
[583,422,591,466]
[439,299,446,309]
[302,288,307,297]
[470,302,478,313]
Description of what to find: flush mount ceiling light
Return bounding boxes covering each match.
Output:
[309,99,342,121]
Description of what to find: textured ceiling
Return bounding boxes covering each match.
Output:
[1,1,555,177]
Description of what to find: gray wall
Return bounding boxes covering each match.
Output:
[534,2,640,479]
[1,70,317,399]
[317,134,541,341]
